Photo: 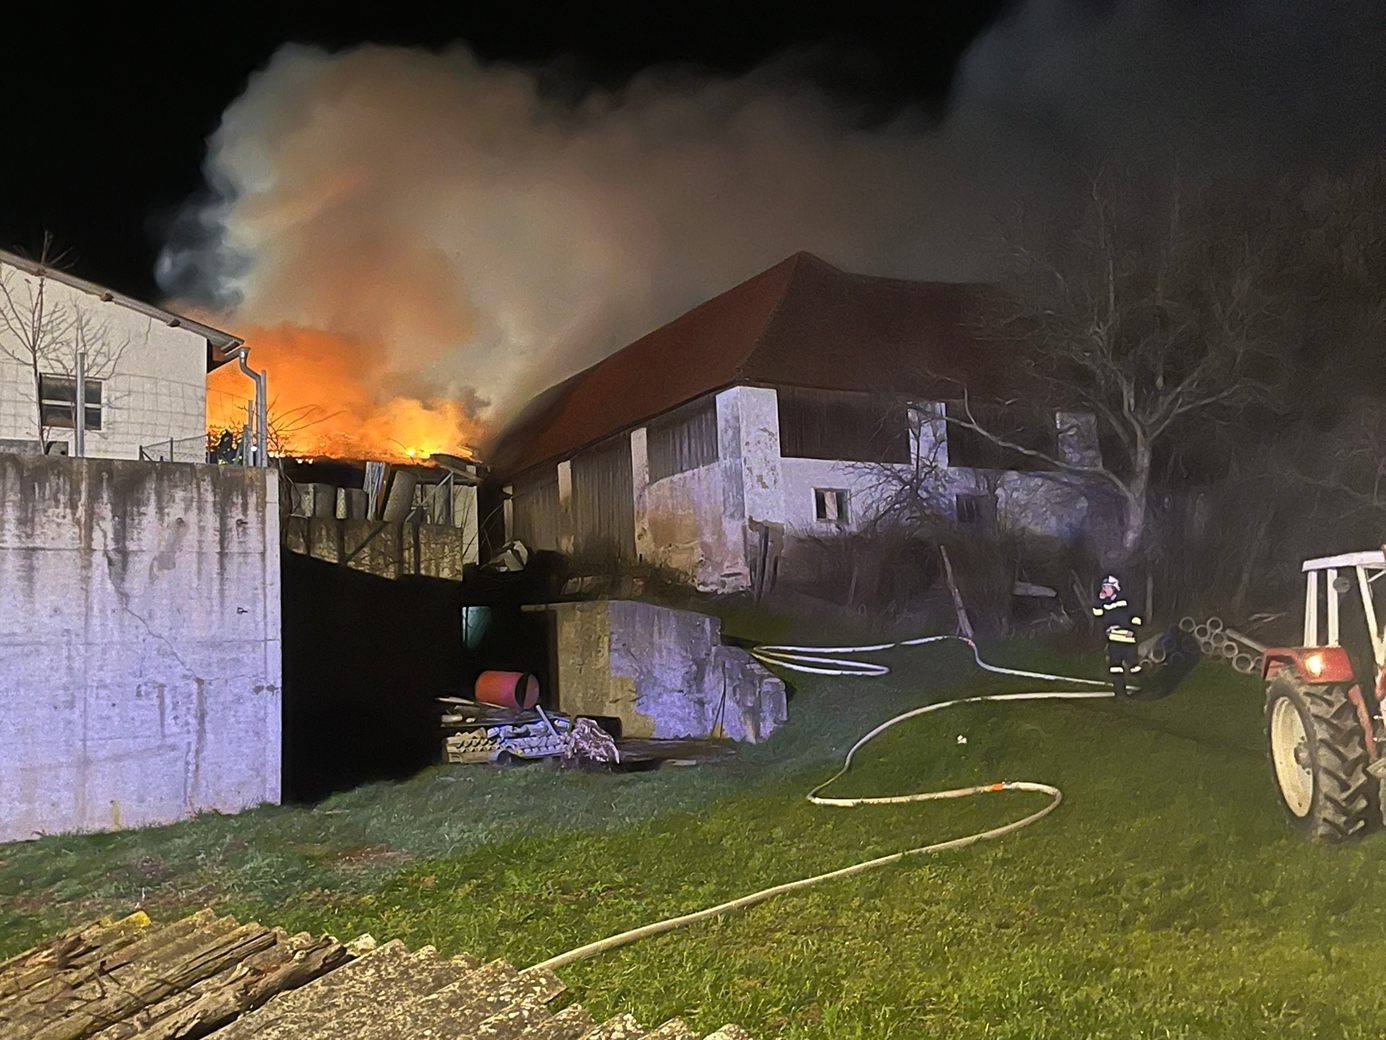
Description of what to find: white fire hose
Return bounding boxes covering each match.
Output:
[528,635,1113,974]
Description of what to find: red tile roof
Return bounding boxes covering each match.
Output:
[488,252,1000,480]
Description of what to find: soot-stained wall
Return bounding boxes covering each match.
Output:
[0,455,281,842]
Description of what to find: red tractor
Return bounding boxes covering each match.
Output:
[1264,551,1386,842]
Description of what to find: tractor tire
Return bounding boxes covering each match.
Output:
[1265,672,1379,843]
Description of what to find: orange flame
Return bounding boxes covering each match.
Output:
[208,324,485,462]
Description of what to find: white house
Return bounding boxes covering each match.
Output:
[0,249,244,462]
[489,253,1108,593]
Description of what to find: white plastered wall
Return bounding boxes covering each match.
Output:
[0,259,209,462]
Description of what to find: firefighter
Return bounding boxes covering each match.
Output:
[1092,574,1143,697]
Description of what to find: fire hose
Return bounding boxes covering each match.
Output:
[528,635,1113,973]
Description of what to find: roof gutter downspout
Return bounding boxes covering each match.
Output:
[224,341,269,468]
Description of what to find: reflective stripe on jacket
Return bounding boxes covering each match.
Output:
[1094,597,1142,644]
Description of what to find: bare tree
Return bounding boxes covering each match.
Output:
[1284,405,1386,520]
[0,237,129,450]
[209,396,341,463]
[853,404,949,534]
[948,172,1284,567]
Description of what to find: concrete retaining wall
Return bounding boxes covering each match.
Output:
[283,516,474,581]
[540,600,786,742]
[0,455,281,842]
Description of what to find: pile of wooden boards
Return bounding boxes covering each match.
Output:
[439,698,623,766]
[440,698,571,764]
[0,908,759,1039]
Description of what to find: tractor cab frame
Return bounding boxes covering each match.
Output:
[1263,550,1386,842]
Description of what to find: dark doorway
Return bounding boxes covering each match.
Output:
[281,554,468,802]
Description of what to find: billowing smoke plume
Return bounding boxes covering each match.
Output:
[159,0,1386,456]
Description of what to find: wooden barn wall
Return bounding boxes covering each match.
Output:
[572,433,635,559]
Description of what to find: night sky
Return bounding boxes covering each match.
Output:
[2,2,1008,302]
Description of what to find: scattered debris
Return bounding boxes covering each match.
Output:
[561,716,622,766]
[440,698,620,767]
[439,699,735,773]
[482,539,531,573]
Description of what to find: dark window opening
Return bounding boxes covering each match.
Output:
[39,374,102,431]
[955,493,996,527]
[814,487,850,523]
[778,387,909,463]
[648,395,719,481]
[944,402,1055,471]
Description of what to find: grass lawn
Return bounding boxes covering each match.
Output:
[5,636,1386,1038]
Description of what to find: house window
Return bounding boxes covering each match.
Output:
[778,387,910,464]
[814,488,850,523]
[39,375,102,431]
[955,493,996,527]
[944,403,1054,472]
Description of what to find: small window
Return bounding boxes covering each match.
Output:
[39,374,102,431]
[814,488,850,523]
[956,493,995,526]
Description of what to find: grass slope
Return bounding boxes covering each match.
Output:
[4,639,1386,1038]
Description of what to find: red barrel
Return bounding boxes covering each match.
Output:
[475,670,540,711]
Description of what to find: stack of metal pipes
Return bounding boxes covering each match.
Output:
[1158,616,1266,675]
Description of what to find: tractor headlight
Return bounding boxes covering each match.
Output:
[1306,652,1325,677]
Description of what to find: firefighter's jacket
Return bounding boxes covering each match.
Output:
[1092,597,1143,644]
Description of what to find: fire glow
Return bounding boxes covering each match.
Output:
[208,325,484,462]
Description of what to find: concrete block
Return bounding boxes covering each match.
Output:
[417,524,465,580]
[382,470,419,522]
[545,600,786,743]
[291,482,337,518]
[338,487,369,520]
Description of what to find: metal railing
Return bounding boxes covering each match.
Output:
[138,434,212,465]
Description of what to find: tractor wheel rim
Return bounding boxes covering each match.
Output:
[1271,697,1314,817]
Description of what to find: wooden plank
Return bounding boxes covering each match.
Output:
[92,932,351,1040]
[83,933,295,1040]
[12,920,276,1040]
[0,913,154,1003]
[2,912,226,1022]
[939,545,975,641]
[0,913,150,982]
